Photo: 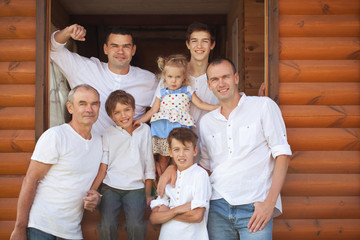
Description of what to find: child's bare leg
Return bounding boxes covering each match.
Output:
[157,155,170,177]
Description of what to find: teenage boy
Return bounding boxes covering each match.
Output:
[51,24,158,135]
[90,90,155,240]
[150,127,212,240]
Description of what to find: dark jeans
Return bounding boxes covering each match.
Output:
[98,184,146,240]
[27,227,70,240]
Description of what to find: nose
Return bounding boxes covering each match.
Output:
[219,78,226,86]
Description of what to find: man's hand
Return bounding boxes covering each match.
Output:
[83,190,102,212]
[10,227,27,240]
[157,165,177,198]
[247,201,274,233]
[67,24,86,41]
[258,82,266,96]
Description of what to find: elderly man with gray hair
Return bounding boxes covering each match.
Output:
[11,84,103,240]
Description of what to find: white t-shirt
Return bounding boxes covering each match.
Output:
[199,93,292,217]
[50,31,158,136]
[150,164,212,240]
[28,124,102,239]
[102,123,155,190]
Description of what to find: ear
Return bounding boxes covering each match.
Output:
[131,44,136,56]
[234,72,239,85]
[66,101,73,115]
[210,41,216,50]
[103,43,108,55]
[193,146,198,157]
[186,40,190,50]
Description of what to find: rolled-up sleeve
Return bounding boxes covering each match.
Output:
[191,170,212,210]
[261,98,292,158]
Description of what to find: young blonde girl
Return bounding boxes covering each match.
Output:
[135,54,218,177]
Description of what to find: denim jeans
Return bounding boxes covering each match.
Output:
[27,227,69,240]
[98,184,146,240]
[208,198,273,240]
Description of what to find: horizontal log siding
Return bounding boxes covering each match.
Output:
[0,0,37,238]
[276,0,360,239]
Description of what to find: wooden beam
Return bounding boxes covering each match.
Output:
[0,107,35,129]
[0,62,36,84]
[0,85,35,107]
[268,0,279,101]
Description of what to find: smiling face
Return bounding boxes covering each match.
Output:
[186,31,215,63]
[207,60,240,103]
[164,65,186,90]
[169,139,197,172]
[110,102,135,134]
[104,33,136,74]
[66,87,100,128]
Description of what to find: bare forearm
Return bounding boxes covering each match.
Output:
[150,207,178,224]
[90,163,107,191]
[192,93,218,111]
[54,26,72,44]
[14,176,38,229]
[145,179,153,197]
[265,155,290,206]
[173,207,205,223]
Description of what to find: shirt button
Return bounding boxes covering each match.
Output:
[176,198,179,200]
[229,137,232,140]
[228,124,231,127]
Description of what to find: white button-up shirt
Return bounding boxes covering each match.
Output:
[151,164,212,240]
[199,93,291,216]
[102,123,155,190]
[50,31,158,136]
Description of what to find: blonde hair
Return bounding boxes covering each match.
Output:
[157,54,189,86]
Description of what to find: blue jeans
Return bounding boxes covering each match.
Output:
[27,227,69,240]
[98,184,146,240]
[208,198,273,240]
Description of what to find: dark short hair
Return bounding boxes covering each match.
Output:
[67,84,100,103]
[206,57,237,75]
[186,22,215,43]
[105,27,135,45]
[167,128,198,149]
[105,90,135,117]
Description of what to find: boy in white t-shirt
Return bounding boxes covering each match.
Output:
[90,90,155,240]
[150,127,212,240]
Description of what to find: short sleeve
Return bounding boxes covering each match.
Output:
[261,98,292,158]
[186,86,195,100]
[191,169,212,210]
[31,128,60,164]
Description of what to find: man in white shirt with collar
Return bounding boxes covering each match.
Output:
[199,57,291,240]
[50,24,158,136]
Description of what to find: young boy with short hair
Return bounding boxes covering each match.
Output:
[90,90,155,240]
[149,127,212,240]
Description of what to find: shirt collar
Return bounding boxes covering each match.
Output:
[212,92,247,121]
[177,163,198,174]
[106,64,133,77]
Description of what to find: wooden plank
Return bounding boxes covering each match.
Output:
[0,221,14,240]
[279,0,360,15]
[0,85,35,107]
[0,0,36,17]
[282,174,360,196]
[0,61,35,84]
[0,39,36,61]
[279,37,360,60]
[279,82,360,105]
[279,15,360,37]
[289,151,360,174]
[0,153,31,175]
[281,105,360,128]
[280,196,360,219]
[274,219,360,239]
[245,52,264,67]
[0,130,35,152]
[0,176,24,198]
[0,107,35,129]
[245,34,265,53]
[0,17,36,39]
[287,128,360,151]
[244,17,264,35]
[279,60,360,83]
[0,198,17,221]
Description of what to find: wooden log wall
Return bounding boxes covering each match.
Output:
[0,0,36,238]
[274,0,360,239]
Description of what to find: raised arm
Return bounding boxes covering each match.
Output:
[54,24,87,44]
[10,161,52,240]
[191,92,219,111]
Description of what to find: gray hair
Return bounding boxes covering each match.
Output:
[67,84,100,103]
